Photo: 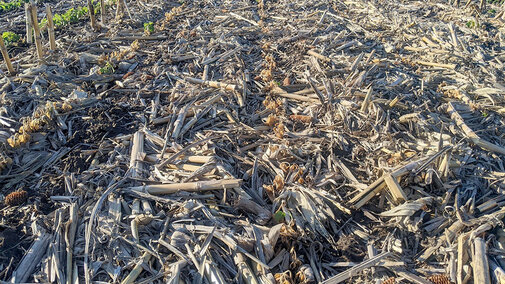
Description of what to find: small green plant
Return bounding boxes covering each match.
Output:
[0,0,29,14]
[99,61,115,74]
[39,1,103,30]
[39,18,48,29]
[466,20,476,29]
[482,111,489,117]
[144,22,154,34]
[2,32,20,46]
[273,210,285,223]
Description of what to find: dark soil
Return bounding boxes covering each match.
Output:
[67,103,136,146]
[0,211,31,280]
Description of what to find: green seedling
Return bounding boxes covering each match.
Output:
[273,210,286,223]
[39,1,104,29]
[0,0,29,14]
[466,20,476,29]
[2,32,20,46]
[144,22,154,34]
[99,61,115,74]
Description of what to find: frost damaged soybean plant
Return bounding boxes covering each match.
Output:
[0,152,12,172]
[97,40,140,74]
[7,101,72,148]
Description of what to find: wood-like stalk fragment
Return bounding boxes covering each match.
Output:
[307,50,331,62]
[360,87,373,112]
[473,237,491,284]
[457,233,470,284]
[234,253,260,284]
[120,252,152,284]
[66,203,78,284]
[129,131,144,177]
[10,233,51,283]
[416,60,456,69]
[271,86,319,103]
[185,77,237,91]
[383,173,407,204]
[350,157,430,209]
[130,179,242,195]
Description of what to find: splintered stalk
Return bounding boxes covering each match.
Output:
[0,36,15,74]
[45,5,56,50]
[473,237,491,284]
[66,203,78,284]
[120,252,152,284]
[360,87,373,112]
[29,4,44,60]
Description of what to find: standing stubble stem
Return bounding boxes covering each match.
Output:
[100,0,105,23]
[0,36,15,75]
[88,0,98,30]
[30,4,44,60]
[25,3,33,44]
[46,5,56,50]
